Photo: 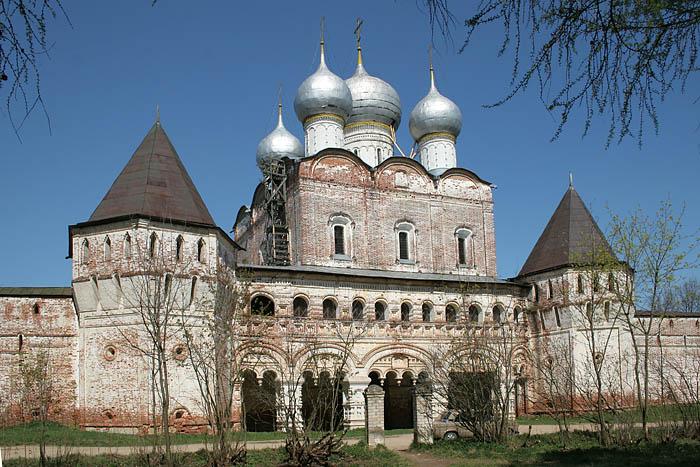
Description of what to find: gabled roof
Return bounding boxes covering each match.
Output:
[89,122,215,226]
[518,185,614,277]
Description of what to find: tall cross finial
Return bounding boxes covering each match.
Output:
[354,18,364,66]
[155,104,160,125]
[569,172,574,189]
[277,84,283,127]
[319,16,326,65]
[428,44,436,90]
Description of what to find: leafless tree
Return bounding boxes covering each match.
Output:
[427,299,525,442]
[108,229,197,466]
[422,0,700,146]
[660,346,700,439]
[608,200,699,439]
[0,0,70,136]
[180,265,250,465]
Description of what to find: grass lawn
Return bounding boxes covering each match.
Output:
[0,422,412,447]
[2,443,410,466]
[412,430,700,466]
[515,403,689,426]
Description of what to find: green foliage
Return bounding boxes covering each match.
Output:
[413,431,700,466]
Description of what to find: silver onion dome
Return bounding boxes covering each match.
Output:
[256,104,303,170]
[345,48,401,127]
[294,41,353,122]
[409,67,462,141]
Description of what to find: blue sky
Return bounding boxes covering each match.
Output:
[1,1,698,286]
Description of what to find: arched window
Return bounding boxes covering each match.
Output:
[329,214,352,259]
[586,302,593,319]
[547,280,553,299]
[400,302,411,322]
[376,147,381,160]
[608,273,616,292]
[455,228,474,266]
[352,299,364,321]
[33,303,40,315]
[374,301,386,321]
[493,305,503,324]
[468,305,480,323]
[593,273,600,292]
[18,333,24,351]
[604,301,611,321]
[534,284,540,303]
[104,237,112,261]
[197,238,206,263]
[353,148,358,156]
[176,236,184,262]
[422,302,432,322]
[251,295,275,316]
[514,306,522,324]
[577,275,584,294]
[124,233,132,259]
[81,239,90,264]
[189,277,197,307]
[322,298,337,319]
[334,225,345,255]
[293,296,308,318]
[554,307,561,327]
[395,221,415,263]
[445,304,457,323]
[149,233,158,258]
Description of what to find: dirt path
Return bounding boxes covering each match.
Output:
[395,449,454,467]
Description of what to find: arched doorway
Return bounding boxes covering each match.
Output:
[384,371,415,429]
[241,369,278,432]
[301,370,344,431]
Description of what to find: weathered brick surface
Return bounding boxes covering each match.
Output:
[0,296,78,424]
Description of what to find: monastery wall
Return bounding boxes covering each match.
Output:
[0,294,79,424]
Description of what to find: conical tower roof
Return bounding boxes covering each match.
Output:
[518,184,614,277]
[89,121,215,226]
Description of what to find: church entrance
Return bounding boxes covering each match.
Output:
[242,369,278,432]
[383,371,415,430]
[301,371,344,431]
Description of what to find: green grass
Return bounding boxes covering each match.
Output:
[2,443,410,466]
[0,422,412,447]
[516,403,692,426]
[412,430,700,466]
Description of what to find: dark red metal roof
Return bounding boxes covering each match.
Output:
[89,122,215,226]
[518,186,614,277]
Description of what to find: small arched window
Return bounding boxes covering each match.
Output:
[322,298,337,319]
[586,302,593,319]
[330,214,352,259]
[124,233,132,259]
[493,305,503,324]
[104,237,112,261]
[534,284,540,303]
[353,148,358,156]
[251,295,275,316]
[81,239,90,264]
[455,228,474,267]
[293,296,308,318]
[189,276,197,307]
[197,238,206,263]
[176,236,184,262]
[593,273,600,292]
[422,302,432,322]
[608,273,616,292]
[445,304,457,323]
[164,274,172,297]
[547,280,553,299]
[352,299,364,321]
[395,221,415,263]
[554,307,561,327]
[334,225,345,255]
[400,302,411,322]
[374,301,386,321]
[468,305,480,323]
[149,233,158,258]
[514,306,521,324]
[32,303,40,315]
[604,301,611,321]
[577,274,584,294]
[18,333,24,351]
